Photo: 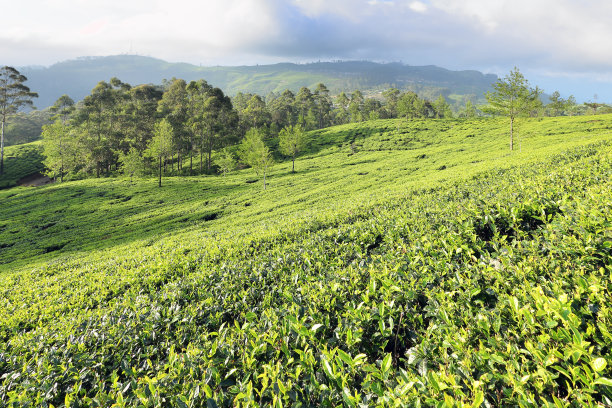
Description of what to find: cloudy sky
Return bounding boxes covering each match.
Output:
[2,0,612,101]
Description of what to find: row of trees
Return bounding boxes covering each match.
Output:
[40,77,459,182]
[0,63,598,186]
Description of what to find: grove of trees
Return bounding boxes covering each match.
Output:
[40,78,458,184]
[35,68,608,186]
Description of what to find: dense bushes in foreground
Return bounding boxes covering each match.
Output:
[1,141,610,407]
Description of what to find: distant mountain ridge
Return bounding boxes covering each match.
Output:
[20,55,498,108]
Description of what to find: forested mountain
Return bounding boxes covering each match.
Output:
[21,55,497,108]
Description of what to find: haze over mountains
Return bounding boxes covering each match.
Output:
[21,55,498,109]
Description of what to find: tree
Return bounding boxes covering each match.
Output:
[382,88,400,118]
[147,119,174,187]
[433,95,452,118]
[159,79,190,172]
[463,100,478,118]
[334,92,351,125]
[216,147,235,176]
[0,66,38,175]
[349,90,364,122]
[397,92,420,119]
[484,67,542,151]
[45,95,75,182]
[313,83,332,128]
[279,124,307,173]
[119,147,146,183]
[240,128,273,190]
[41,120,71,182]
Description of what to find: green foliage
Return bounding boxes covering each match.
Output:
[119,147,146,181]
[240,128,273,189]
[1,115,611,407]
[216,147,236,176]
[278,124,307,172]
[0,141,45,189]
[484,67,543,150]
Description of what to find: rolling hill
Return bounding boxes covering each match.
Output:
[20,55,498,108]
[1,115,611,406]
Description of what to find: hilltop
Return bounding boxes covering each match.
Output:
[20,55,497,108]
[1,115,611,406]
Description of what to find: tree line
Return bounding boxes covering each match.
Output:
[39,78,460,184]
[1,64,609,184]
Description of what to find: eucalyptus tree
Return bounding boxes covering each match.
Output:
[382,88,400,118]
[269,89,296,129]
[349,90,364,122]
[42,95,75,182]
[363,98,382,120]
[240,128,273,190]
[334,92,350,125]
[295,87,316,129]
[485,67,542,150]
[397,91,425,119]
[73,80,117,177]
[185,79,212,173]
[243,94,269,129]
[279,124,307,173]
[433,95,453,118]
[147,119,174,187]
[0,66,38,175]
[159,79,190,172]
[313,83,332,128]
[201,87,234,172]
[547,91,576,116]
[125,84,163,153]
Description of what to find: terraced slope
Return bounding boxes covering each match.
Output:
[0,115,611,406]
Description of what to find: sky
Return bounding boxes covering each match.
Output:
[2,0,612,102]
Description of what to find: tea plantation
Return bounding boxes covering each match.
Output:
[0,142,45,190]
[0,115,611,407]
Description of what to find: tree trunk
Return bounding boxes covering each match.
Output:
[190,150,193,175]
[200,149,203,174]
[263,168,266,190]
[208,147,212,172]
[510,116,514,151]
[158,156,162,187]
[0,118,5,175]
[292,155,295,173]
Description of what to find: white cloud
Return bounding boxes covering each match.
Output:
[428,0,612,69]
[409,1,428,13]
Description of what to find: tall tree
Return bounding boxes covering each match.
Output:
[485,67,542,151]
[279,124,307,173]
[295,87,316,129]
[334,92,351,124]
[240,128,273,190]
[269,89,296,129]
[159,79,190,172]
[147,119,174,187]
[382,88,400,118]
[41,120,72,182]
[0,66,38,175]
[46,95,75,182]
[433,95,453,118]
[547,91,576,116]
[349,90,364,122]
[313,83,332,128]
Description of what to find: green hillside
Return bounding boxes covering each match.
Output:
[0,141,46,189]
[1,115,611,406]
[22,56,497,108]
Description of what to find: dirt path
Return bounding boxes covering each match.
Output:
[18,173,55,187]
